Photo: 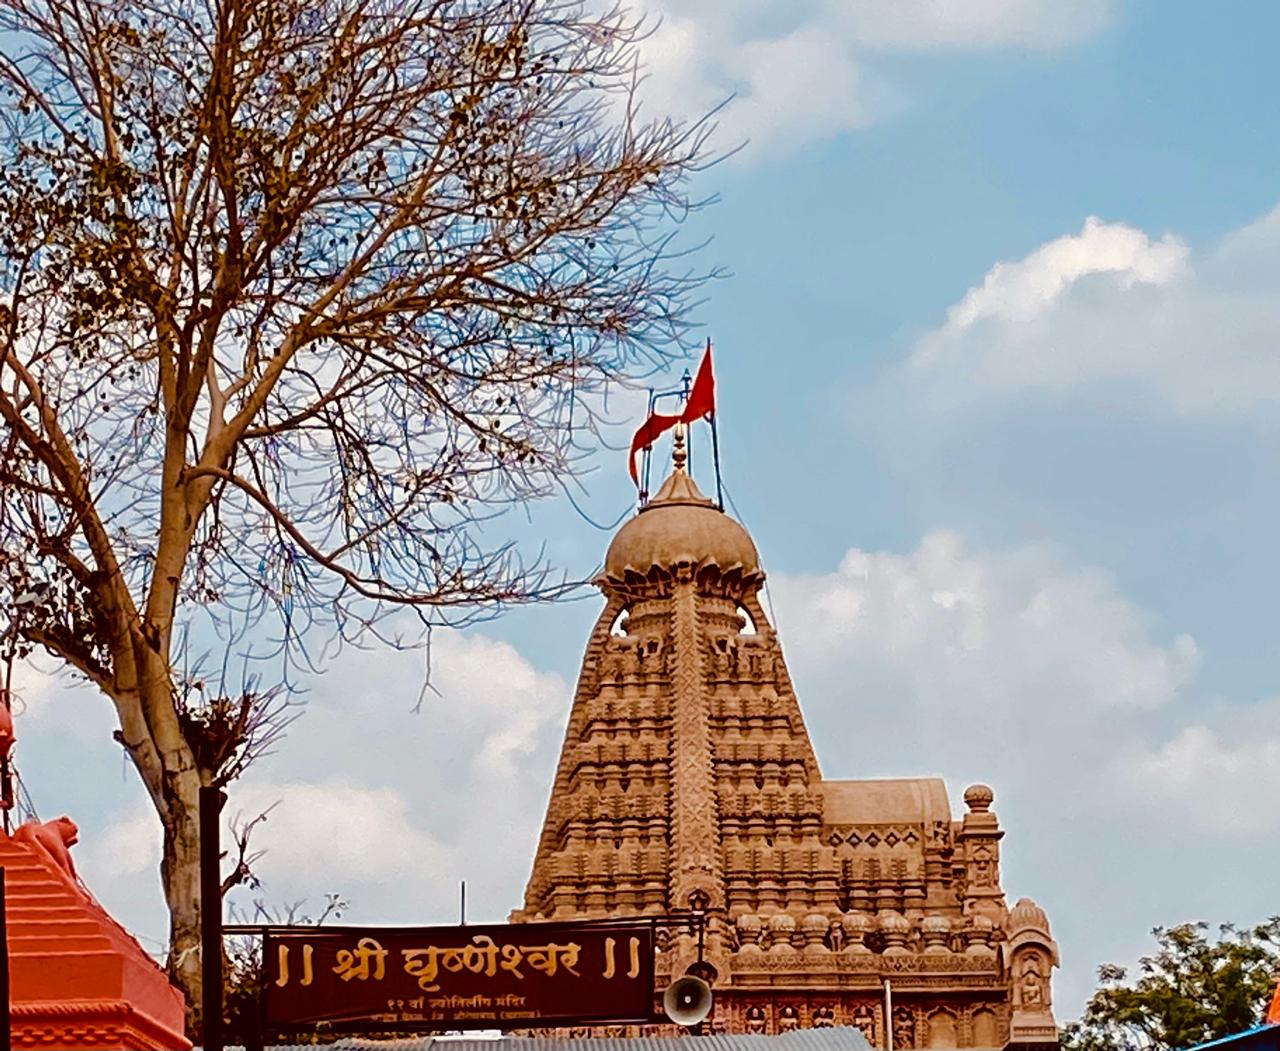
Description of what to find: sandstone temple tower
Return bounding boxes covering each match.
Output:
[513,432,1060,1050]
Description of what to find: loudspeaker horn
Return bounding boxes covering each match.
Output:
[663,975,713,1027]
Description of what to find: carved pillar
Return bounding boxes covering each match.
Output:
[957,784,1006,922]
[668,571,723,911]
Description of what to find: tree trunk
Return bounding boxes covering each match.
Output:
[159,762,207,1036]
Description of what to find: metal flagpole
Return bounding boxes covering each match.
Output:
[640,389,656,505]
[709,411,724,510]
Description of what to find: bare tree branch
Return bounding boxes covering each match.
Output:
[0,0,719,1034]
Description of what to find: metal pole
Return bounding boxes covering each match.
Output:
[680,369,692,477]
[709,412,724,511]
[199,785,225,1051]
[0,867,10,1050]
[640,390,656,505]
[460,881,467,925]
[883,978,893,1051]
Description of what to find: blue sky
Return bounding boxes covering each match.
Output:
[13,0,1280,1026]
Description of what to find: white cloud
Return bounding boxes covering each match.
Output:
[769,530,1276,1018]
[234,781,450,889]
[6,656,97,726]
[81,808,159,879]
[843,0,1115,50]
[1123,701,1280,839]
[634,0,1115,158]
[939,216,1187,331]
[897,207,1280,419]
[773,530,1198,739]
[219,627,571,923]
[635,3,877,157]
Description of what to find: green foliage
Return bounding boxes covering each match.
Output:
[1062,918,1280,1051]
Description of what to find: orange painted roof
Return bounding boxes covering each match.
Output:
[1,826,190,1050]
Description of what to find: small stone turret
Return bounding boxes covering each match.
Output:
[1005,898,1061,1049]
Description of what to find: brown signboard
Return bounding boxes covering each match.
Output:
[263,921,656,1030]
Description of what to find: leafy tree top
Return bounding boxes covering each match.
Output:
[1063,919,1280,1051]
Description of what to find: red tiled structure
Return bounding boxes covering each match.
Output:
[1,816,190,1050]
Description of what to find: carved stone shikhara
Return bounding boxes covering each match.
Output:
[513,462,1060,1049]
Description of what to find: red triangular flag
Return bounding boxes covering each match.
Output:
[628,410,681,485]
[1267,975,1280,1025]
[628,342,717,487]
[681,341,715,423]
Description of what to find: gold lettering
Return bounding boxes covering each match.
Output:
[301,943,314,986]
[603,937,617,980]
[333,938,388,982]
[628,937,640,979]
[518,941,581,979]
[500,943,525,978]
[275,944,289,988]
[461,935,500,976]
[561,941,582,977]
[395,936,597,991]
[402,947,443,991]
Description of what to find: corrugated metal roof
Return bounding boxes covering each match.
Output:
[197,1026,874,1051]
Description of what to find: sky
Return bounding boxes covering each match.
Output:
[10,0,1280,1026]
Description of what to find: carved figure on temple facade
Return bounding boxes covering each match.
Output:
[827,917,845,952]
[745,1005,766,1033]
[971,845,995,887]
[1018,955,1048,1009]
[778,1005,800,1032]
[893,1006,916,1049]
[812,1005,836,1028]
[851,1004,876,1043]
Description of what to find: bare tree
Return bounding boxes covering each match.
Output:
[0,0,712,1027]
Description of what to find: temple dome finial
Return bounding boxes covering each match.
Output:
[603,438,759,580]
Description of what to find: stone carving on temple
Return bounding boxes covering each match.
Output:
[512,439,1061,1048]
[894,1006,917,1049]
[852,1003,878,1045]
[778,1005,800,1032]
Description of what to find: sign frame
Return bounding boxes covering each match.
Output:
[228,914,703,1039]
